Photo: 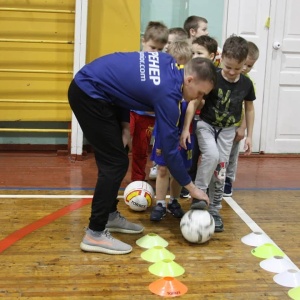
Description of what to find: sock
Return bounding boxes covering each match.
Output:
[156,200,166,207]
[225,177,232,184]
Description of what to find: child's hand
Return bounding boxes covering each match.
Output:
[234,126,246,142]
[244,137,252,155]
[180,129,191,150]
[122,126,132,151]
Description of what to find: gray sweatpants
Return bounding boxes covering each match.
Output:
[226,139,240,182]
[194,120,236,215]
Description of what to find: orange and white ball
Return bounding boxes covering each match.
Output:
[124,181,154,211]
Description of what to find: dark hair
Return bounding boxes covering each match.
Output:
[192,35,218,58]
[222,36,248,63]
[143,21,169,44]
[185,57,217,87]
[168,27,188,40]
[183,16,208,38]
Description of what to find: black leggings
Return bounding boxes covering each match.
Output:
[68,80,129,231]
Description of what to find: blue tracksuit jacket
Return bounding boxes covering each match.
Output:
[74,51,191,186]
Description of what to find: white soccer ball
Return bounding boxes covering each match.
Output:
[128,195,148,211]
[124,181,154,211]
[180,210,215,244]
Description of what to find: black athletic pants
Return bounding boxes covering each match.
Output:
[188,119,201,181]
[68,80,129,231]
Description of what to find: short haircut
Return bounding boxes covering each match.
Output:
[183,16,208,38]
[222,36,248,63]
[185,57,217,87]
[168,27,188,41]
[192,36,218,58]
[143,21,169,44]
[247,41,259,60]
[168,40,192,63]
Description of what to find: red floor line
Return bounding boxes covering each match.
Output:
[0,198,92,254]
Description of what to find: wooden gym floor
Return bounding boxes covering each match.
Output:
[0,151,299,299]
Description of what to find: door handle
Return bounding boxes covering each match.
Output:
[273,41,281,50]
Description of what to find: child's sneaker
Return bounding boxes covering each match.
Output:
[167,199,184,218]
[223,177,233,197]
[149,165,157,180]
[180,187,190,198]
[211,214,224,232]
[106,211,144,234]
[80,228,132,254]
[150,203,166,221]
[190,198,208,210]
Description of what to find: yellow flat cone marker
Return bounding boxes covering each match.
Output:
[149,276,188,298]
[251,243,285,259]
[136,233,168,249]
[149,259,185,277]
[288,286,300,300]
[141,245,175,263]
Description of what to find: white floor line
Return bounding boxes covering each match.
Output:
[223,196,264,232]
[224,196,299,270]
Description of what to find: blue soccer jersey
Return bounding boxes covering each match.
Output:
[151,100,194,170]
[74,51,191,186]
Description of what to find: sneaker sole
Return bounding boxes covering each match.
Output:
[223,193,232,197]
[190,200,208,210]
[214,227,224,232]
[150,212,166,221]
[106,227,144,234]
[80,242,132,254]
[180,194,190,198]
[166,209,184,218]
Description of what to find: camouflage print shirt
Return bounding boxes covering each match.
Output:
[201,68,256,127]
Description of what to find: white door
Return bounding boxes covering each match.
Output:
[224,0,271,153]
[260,0,300,153]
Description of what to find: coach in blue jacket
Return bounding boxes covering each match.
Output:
[68,51,216,255]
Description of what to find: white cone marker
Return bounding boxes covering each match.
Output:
[273,269,300,288]
[260,256,299,273]
[241,231,272,247]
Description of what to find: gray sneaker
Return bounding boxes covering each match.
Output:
[80,228,132,254]
[211,214,224,232]
[106,211,144,234]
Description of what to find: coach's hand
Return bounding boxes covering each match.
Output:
[185,182,210,205]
